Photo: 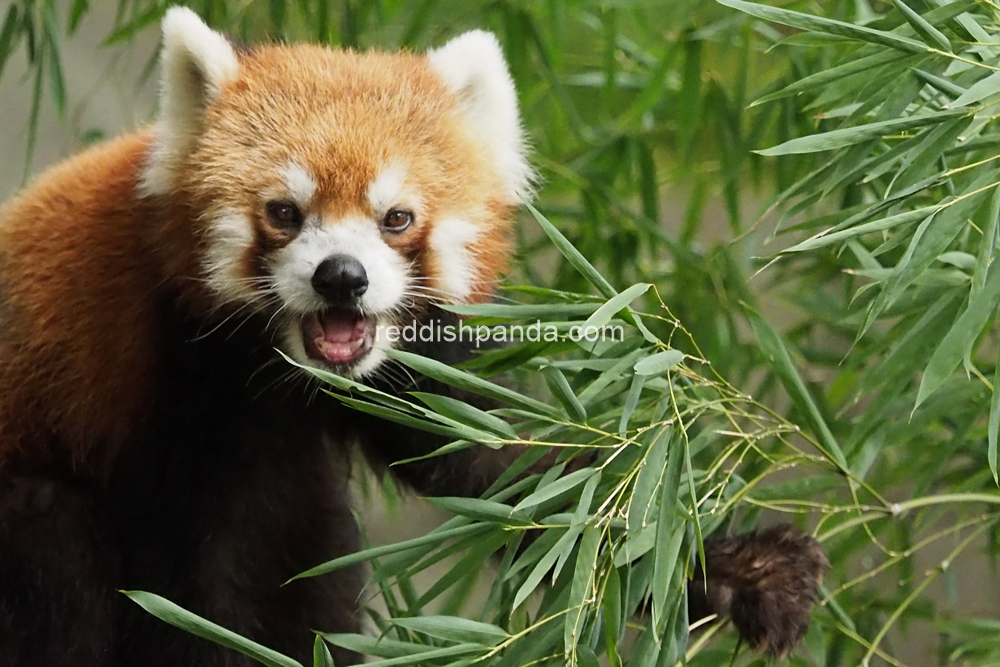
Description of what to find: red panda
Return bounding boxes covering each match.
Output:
[0,8,826,666]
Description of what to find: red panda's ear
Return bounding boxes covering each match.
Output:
[427,31,535,205]
[141,6,240,197]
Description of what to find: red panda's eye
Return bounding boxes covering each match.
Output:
[382,209,413,232]
[265,201,304,230]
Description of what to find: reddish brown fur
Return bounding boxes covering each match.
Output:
[0,134,160,475]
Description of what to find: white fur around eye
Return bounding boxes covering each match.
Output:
[367,164,406,214]
[429,217,480,302]
[280,162,318,208]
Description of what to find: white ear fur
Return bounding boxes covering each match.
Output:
[141,7,240,196]
[428,31,534,203]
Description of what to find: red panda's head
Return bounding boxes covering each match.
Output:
[142,7,533,378]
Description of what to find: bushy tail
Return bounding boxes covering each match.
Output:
[688,524,829,659]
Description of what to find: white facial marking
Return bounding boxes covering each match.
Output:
[202,207,255,302]
[367,164,407,214]
[270,217,410,315]
[280,161,318,209]
[429,217,481,302]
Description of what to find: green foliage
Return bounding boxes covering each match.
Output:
[7,0,1000,665]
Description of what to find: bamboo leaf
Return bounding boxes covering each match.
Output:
[651,442,684,632]
[312,636,334,667]
[386,349,561,418]
[290,524,488,581]
[525,201,617,299]
[582,282,651,331]
[0,5,21,83]
[892,0,950,52]
[627,426,671,536]
[991,350,1000,485]
[427,497,534,526]
[948,71,1000,108]
[542,366,587,422]
[781,206,936,253]
[68,0,89,36]
[633,349,684,376]
[514,468,598,512]
[124,591,303,667]
[318,634,441,659]
[757,110,967,156]
[751,50,911,107]
[409,392,518,440]
[718,0,927,53]
[391,616,509,646]
[915,257,1000,409]
[565,525,602,656]
[513,527,579,610]
[618,373,646,434]
[744,305,849,471]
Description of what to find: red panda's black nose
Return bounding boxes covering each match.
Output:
[311,255,369,304]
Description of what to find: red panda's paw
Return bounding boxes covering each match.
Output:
[688,524,829,660]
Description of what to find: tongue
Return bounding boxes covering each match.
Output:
[319,310,364,343]
[306,309,373,365]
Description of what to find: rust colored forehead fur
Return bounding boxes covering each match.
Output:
[188,44,500,219]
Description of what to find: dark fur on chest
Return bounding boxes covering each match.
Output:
[1,306,370,666]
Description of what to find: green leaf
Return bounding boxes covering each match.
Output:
[524,201,617,299]
[718,0,927,53]
[757,110,967,156]
[68,0,89,36]
[361,645,485,667]
[391,616,509,646]
[633,349,684,376]
[892,0,950,52]
[0,5,21,83]
[915,256,1000,409]
[972,187,1000,301]
[565,524,602,656]
[123,591,303,667]
[313,635,335,667]
[911,68,965,99]
[582,282,651,331]
[651,443,684,632]
[618,373,646,434]
[781,206,936,253]
[542,366,587,422]
[290,524,487,581]
[751,50,911,107]
[991,349,1000,485]
[514,468,598,512]
[427,497,534,526]
[318,634,440,659]
[627,425,671,536]
[443,302,599,319]
[512,526,579,610]
[949,71,1000,109]
[602,565,624,657]
[40,2,65,117]
[409,392,518,440]
[744,305,849,471]
[386,349,562,419]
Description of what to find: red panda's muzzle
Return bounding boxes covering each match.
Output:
[301,309,375,366]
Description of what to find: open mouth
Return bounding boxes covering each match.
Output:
[301,308,375,366]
